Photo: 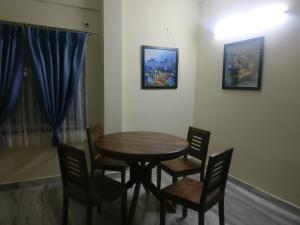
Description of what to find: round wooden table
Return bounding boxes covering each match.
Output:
[95,131,188,225]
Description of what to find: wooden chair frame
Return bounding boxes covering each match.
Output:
[57,144,127,225]
[157,127,211,191]
[87,125,127,184]
[160,148,234,225]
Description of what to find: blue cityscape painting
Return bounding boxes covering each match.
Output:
[142,46,178,89]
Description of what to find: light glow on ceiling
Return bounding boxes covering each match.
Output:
[214,4,288,40]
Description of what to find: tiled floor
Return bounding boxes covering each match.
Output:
[0,170,299,225]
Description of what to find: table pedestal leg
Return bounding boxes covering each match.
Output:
[125,162,163,225]
[126,182,141,225]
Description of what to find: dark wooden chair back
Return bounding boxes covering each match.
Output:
[87,124,104,164]
[57,143,89,189]
[200,148,233,210]
[186,127,210,163]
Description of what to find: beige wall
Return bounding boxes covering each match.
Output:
[122,0,199,137]
[0,143,88,183]
[1,0,299,209]
[103,0,123,134]
[194,0,300,206]
[0,0,104,182]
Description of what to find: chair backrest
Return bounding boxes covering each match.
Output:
[87,124,104,164]
[199,148,233,210]
[186,127,210,163]
[57,144,89,189]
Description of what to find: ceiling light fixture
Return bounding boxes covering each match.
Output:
[214,4,288,40]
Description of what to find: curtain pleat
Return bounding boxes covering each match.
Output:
[1,67,86,148]
[0,24,24,145]
[26,27,87,145]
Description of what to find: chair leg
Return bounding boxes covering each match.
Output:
[172,176,178,208]
[86,206,93,225]
[97,203,102,213]
[160,198,166,225]
[182,175,187,218]
[96,170,107,214]
[172,176,178,184]
[121,187,127,225]
[157,165,161,190]
[121,170,126,184]
[130,167,133,180]
[198,212,205,225]
[62,194,69,225]
[182,206,188,218]
[90,168,95,177]
[200,166,205,182]
[219,199,225,225]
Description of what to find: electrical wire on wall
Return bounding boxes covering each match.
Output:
[166,27,177,48]
[166,27,180,94]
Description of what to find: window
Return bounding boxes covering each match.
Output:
[1,64,87,147]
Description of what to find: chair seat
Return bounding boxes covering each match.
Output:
[162,178,203,205]
[67,175,123,204]
[162,177,222,209]
[94,155,127,171]
[160,157,202,176]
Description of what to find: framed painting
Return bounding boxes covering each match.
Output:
[222,37,264,90]
[141,46,178,89]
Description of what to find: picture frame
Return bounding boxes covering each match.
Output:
[141,46,178,89]
[222,37,264,90]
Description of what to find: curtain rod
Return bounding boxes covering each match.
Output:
[0,19,97,36]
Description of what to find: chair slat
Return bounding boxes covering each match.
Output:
[186,127,210,162]
[200,148,233,206]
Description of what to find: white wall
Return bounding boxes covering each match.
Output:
[103,0,123,134]
[122,0,200,137]
[195,0,300,206]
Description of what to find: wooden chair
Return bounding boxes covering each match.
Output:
[160,148,234,225]
[57,144,127,225]
[87,125,127,184]
[157,127,210,190]
[87,125,149,195]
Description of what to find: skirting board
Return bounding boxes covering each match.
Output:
[228,175,300,217]
[0,176,61,191]
[0,172,119,192]
[0,173,299,217]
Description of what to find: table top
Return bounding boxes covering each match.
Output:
[94,131,189,162]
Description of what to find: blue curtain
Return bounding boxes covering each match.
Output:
[26,27,87,145]
[0,24,25,144]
